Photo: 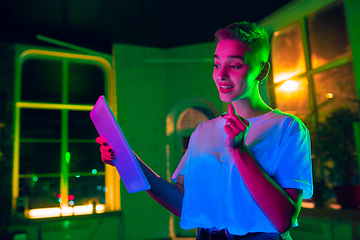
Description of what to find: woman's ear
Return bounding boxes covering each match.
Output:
[256,62,270,81]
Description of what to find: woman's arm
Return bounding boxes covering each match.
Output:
[136,155,184,217]
[224,105,303,233]
[96,136,184,217]
[229,147,302,233]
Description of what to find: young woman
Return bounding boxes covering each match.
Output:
[97,22,313,240]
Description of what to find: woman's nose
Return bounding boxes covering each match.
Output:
[218,75,229,81]
[217,68,229,80]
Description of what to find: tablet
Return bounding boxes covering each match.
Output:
[90,95,150,193]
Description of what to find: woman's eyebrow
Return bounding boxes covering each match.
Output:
[213,54,245,60]
[228,55,245,60]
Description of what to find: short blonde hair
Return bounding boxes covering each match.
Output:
[215,22,270,63]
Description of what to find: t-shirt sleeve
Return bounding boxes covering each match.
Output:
[272,128,313,199]
[171,122,203,183]
[171,148,189,182]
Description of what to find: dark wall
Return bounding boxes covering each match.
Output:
[0,42,15,239]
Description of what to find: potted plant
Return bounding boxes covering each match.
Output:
[316,107,360,209]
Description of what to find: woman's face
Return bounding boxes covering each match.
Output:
[213,40,262,103]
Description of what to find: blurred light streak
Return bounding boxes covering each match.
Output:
[301,202,315,209]
[73,205,93,215]
[28,204,106,219]
[29,208,61,219]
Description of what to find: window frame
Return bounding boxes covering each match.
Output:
[12,46,120,218]
[262,0,356,209]
[268,1,354,126]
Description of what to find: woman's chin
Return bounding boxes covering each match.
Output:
[219,94,233,103]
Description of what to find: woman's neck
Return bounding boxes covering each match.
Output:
[231,98,273,119]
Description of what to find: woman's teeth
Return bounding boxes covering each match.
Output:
[220,86,234,89]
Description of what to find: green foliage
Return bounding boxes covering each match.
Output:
[316,107,359,185]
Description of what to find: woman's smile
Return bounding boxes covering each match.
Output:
[219,83,235,93]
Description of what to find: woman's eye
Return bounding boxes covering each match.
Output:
[231,65,242,69]
[213,64,220,69]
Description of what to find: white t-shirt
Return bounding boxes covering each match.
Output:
[171,109,313,235]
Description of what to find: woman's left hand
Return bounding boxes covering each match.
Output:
[223,104,250,151]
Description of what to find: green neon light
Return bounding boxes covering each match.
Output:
[16,102,93,111]
[33,176,38,182]
[63,220,70,229]
[92,169,97,174]
[36,35,111,62]
[65,152,70,164]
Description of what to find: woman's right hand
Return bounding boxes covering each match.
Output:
[96,136,116,166]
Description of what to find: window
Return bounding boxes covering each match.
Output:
[270,2,359,208]
[313,64,358,122]
[13,48,117,218]
[307,3,351,69]
[177,107,210,129]
[271,2,357,123]
[176,107,213,154]
[272,22,306,84]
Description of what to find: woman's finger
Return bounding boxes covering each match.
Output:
[101,151,113,158]
[96,136,109,146]
[96,136,105,144]
[227,104,248,131]
[224,125,237,139]
[228,104,235,113]
[224,125,232,137]
[103,155,115,160]
[227,114,246,132]
[226,119,241,134]
[227,104,237,118]
[100,145,114,152]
